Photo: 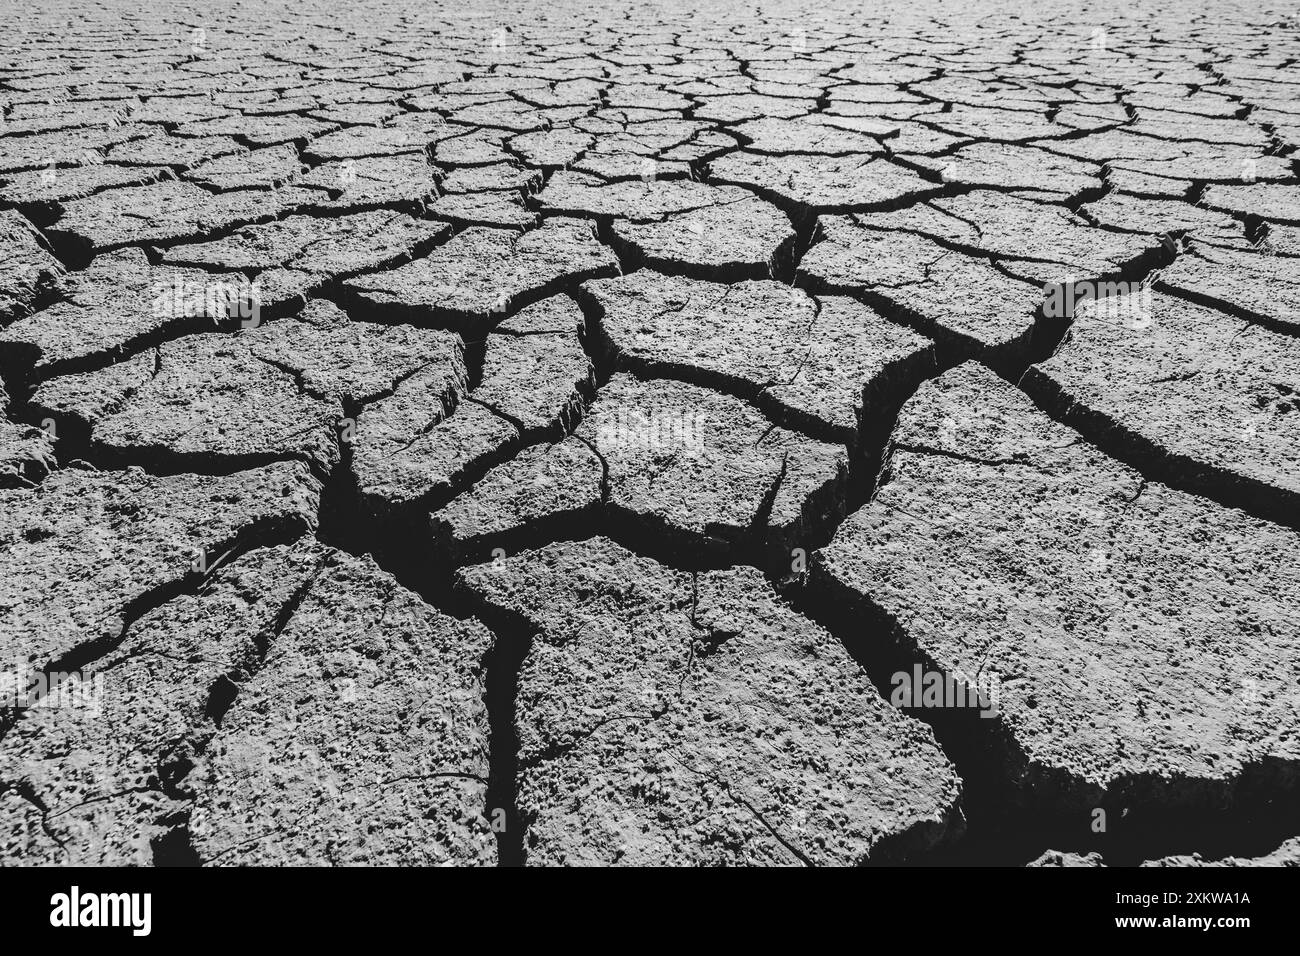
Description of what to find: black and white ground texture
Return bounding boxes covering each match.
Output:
[0,0,1297,868]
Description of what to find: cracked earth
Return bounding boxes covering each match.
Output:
[1,0,1298,867]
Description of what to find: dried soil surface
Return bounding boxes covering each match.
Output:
[1,0,1297,867]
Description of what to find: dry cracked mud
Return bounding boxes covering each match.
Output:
[1,0,1298,869]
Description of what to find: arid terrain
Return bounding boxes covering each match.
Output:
[1,0,1297,867]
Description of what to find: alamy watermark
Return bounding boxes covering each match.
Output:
[151,274,263,328]
[594,409,708,453]
[890,663,1000,718]
[1043,277,1154,328]
[1,663,104,714]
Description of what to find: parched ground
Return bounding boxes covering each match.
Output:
[1,0,1298,867]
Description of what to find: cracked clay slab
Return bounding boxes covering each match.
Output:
[1155,241,1300,334]
[458,536,961,865]
[0,461,320,675]
[352,296,591,520]
[577,373,847,559]
[584,271,935,443]
[0,542,332,864]
[814,362,1300,813]
[1022,289,1300,526]
[799,216,1046,367]
[189,548,496,865]
[0,209,63,325]
[344,218,618,333]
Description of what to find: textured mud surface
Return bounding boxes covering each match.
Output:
[1,0,1298,867]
